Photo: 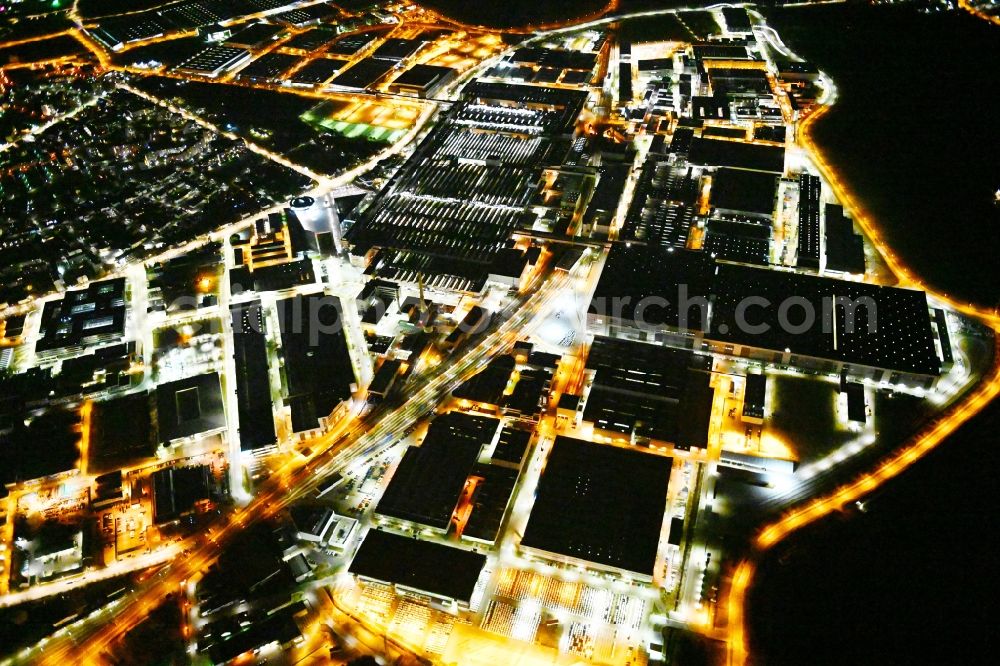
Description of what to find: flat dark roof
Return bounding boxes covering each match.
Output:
[824,204,865,274]
[90,392,154,466]
[561,69,591,85]
[586,336,705,397]
[225,22,284,48]
[376,412,499,530]
[676,375,715,449]
[390,63,454,88]
[231,258,315,294]
[704,218,771,265]
[558,393,580,411]
[590,245,717,330]
[592,245,941,377]
[797,173,821,269]
[521,437,671,576]
[777,60,819,75]
[704,126,745,139]
[583,337,713,445]
[454,355,514,406]
[668,516,684,546]
[692,43,750,60]
[328,56,396,90]
[688,137,785,174]
[710,167,777,216]
[326,32,377,56]
[504,367,550,418]
[463,462,518,542]
[845,382,867,423]
[511,47,597,71]
[710,263,940,376]
[489,247,529,279]
[491,426,531,466]
[368,358,402,397]
[152,465,211,524]
[934,308,953,365]
[230,301,277,450]
[743,373,766,420]
[709,68,770,96]
[349,529,486,602]
[371,37,424,61]
[692,95,729,120]
[669,127,695,154]
[590,163,631,215]
[284,27,338,52]
[35,278,127,353]
[155,372,225,444]
[0,406,80,485]
[618,61,632,102]
[276,294,355,422]
[291,57,348,84]
[722,7,752,32]
[288,394,321,433]
[237,52,297,80]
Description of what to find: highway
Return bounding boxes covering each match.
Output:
[25,252,585,664]
[6,4,1000,665]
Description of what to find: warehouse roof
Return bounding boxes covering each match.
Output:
[349,529,486,602]
[521,437,671,576]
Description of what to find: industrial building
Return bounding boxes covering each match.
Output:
[276,294,356,434]
[346,82,587,293]
[35,278,127,359]
[152,465,213,524]
[521,436,672,581]
[230,301,277,452]
[0,405,81,486]
[349,529,487,608]
[709,168,778,219]
[375,412,500,533]
[742,373,767,423]
[327,57,396,91]
[370,38,425,62]
[620,158,697,250]
[582,336,714,449]
[289,57,348,86]
[154,372,226,446]
[687,137,785,174]
[387,64,457,98]
[172,45,251,77]
[589,245,942,388]
[824,203,865,275]
[237,52,297,83]
[797,173,822,270]
[704,218,772,265]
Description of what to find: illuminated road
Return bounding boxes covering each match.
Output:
[25,256,583,664]
[0,93,101,155]
[430,0,621,34]
[724,14,1000,663]
[0,545,179,610]
[797,102,999,323]
[958,0,1000,27]
[727,334,1000,665]
[118,82,335,186]
[6,4,999,664]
